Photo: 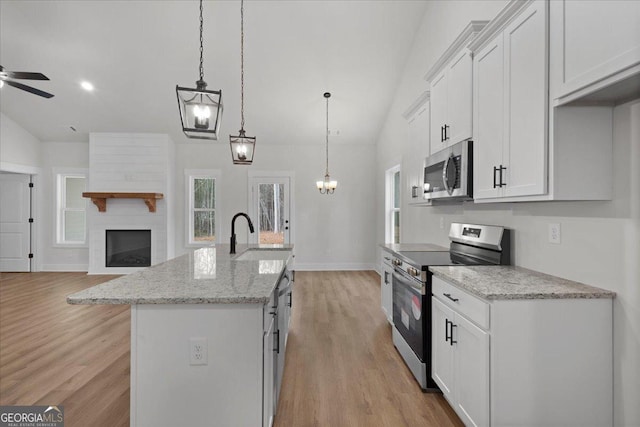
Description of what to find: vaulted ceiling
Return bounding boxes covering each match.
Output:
[0,0,427,146]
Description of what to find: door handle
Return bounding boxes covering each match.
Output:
[445,319,451,343]
[450,323,457,346]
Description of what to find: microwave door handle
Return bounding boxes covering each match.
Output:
[443,155,453,195]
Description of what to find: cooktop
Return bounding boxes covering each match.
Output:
[398,250,492,269]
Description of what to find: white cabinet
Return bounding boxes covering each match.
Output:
[425,22,488,155]
[432,275,613,427]
[432,280,489,427]
[380,251,394,324]
[402,92,430,206]
[473,0,547,201]
[263,308,276,427]
[550,0,640,105]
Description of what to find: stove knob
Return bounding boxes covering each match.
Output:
[408,267,419,277]
[392,258,402,267]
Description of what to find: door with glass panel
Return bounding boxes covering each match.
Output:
[249,175,291,245]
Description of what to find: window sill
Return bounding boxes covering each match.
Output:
[53,243,89,249]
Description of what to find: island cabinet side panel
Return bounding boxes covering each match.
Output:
[130,304,263,427]
[490,298,613,427]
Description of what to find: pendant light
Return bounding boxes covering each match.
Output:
[176,0,223,140]
[230,0,256,164]
[317,92,338,194]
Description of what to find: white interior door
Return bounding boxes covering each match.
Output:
[0,173,32,272]
[248,174,292,245]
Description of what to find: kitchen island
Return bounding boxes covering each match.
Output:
[67,245,294,427]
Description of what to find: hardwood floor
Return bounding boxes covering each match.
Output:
[0,272,129,427]
[0,270,462,427]
[276,271,463,427]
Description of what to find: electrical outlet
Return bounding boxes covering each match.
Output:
[189,337,207,366]
[548,223,561,244]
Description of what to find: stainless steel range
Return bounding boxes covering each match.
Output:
[391,223,510,391]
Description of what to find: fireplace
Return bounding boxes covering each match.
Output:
[105,230,151,267]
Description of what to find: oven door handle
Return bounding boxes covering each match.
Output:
[392,270,425,295]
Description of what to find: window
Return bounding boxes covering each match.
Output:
[186,170,221,246]
[385,165,401,244]
[56,172,87,245]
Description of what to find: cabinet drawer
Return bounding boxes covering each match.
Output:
[432,276,489,330]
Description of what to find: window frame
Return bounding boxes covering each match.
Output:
[385,165,401,244]
[185,169,221,247]
[54,169,88,247]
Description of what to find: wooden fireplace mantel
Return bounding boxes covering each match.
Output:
[82,192,164,213]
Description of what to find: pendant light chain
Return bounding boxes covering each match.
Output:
[325,95,329,175]
[240,0,245,131]
[198,0,204,82]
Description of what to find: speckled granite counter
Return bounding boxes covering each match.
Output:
[380,243,448,253]
[67,244,293,305]
[430,265,615,300]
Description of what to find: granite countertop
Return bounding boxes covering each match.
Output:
[430,265,616,300]
[67,244,294,305]
[380,243,448,253]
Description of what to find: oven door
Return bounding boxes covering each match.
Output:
[392,270,426,361]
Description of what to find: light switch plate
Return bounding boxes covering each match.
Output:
[548,223,561,244]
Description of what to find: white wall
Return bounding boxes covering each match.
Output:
[0,112,41,169]
[375,1,640,425]
[39,142,90,271]
[175,142,376,270]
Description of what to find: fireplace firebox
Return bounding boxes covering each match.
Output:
[105,230,151,267]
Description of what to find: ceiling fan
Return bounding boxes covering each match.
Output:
[0,65,54,98]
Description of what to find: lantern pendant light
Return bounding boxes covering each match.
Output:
[176,0,223,140]
[317,92,338,194]
[230,0,256,165]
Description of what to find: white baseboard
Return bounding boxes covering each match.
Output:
[40,264,89,272]
[293,262,376,271]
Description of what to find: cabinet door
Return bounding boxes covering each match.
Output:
[381,263,393,324]
[406,103,430,205]
[503,0,547,198]
[473,36,504,200]
[454,313,490,427]
[432,298,455,401]
[447,51,473,146]
[430,71,448,155]
[263,317,275,427]
[551,0,640,99]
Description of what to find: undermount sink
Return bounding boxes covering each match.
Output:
[233,249,291,261]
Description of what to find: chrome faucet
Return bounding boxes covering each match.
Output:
[230,212,255,254]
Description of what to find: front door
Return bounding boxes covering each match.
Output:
[248,174,292,245]
[0,173,32,272]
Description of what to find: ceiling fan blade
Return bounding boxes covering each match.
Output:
[8,71,49,81]
[5,80,54,98]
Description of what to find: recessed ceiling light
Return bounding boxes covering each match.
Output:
[80,81,94,91]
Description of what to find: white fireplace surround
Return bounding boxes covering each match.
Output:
[87,133,175,275]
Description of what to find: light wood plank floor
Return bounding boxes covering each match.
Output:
[0,270,462,427]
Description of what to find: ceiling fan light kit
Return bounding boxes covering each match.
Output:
[0,65,54,98]
[176,0,223,140]
[230,0,256,165]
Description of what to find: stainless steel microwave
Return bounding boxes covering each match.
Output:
[423,140,473,201]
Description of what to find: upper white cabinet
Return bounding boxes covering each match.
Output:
[470,0,614,203]
[402,92,430,206]
[473,0,547,200]
[550,0,640,105]
[425,21,488,155]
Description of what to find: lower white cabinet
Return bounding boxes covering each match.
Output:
[433,287,489,427]
[432,275,613,427]
[380,252,394,324]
